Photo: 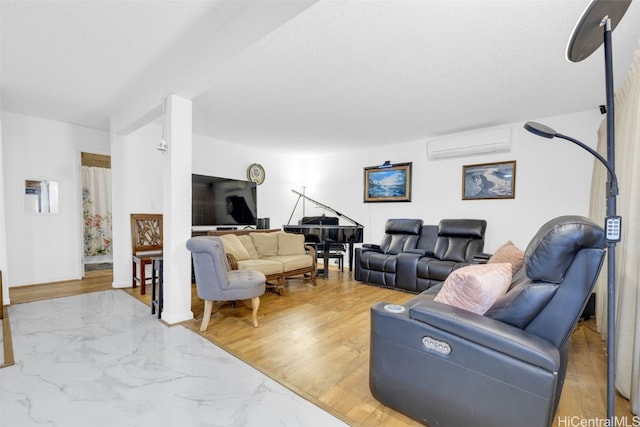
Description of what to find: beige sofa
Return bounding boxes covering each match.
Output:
[207,229,317,294]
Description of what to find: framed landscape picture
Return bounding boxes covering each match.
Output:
[462,160,516,200]
[364,162,412,202]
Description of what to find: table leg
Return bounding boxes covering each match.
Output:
[323,242,329,279]
[158,261,163,319]
[349,242,354,272]
[151,263,157,315]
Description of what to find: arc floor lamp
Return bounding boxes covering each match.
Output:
[524,0,631,421]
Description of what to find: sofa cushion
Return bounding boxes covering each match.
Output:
[434,263,512,315]
[277,232,306,256]
[488,240,524,274]
[416,258,461,282]
[250,232,278,257]
[362,252,398,273]
[219,234,250,261]
[263,255,312,271]
[237,235,259,259]
[237,259,284,276]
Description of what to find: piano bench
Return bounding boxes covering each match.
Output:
[317,252,344,271]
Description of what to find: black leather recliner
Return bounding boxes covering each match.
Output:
[398,219,487,292]
[355,219,423,287]
[369,215,606,427]
[355,218,486,292]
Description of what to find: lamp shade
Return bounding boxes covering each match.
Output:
[523,122,558,139]
[566,0,632,62]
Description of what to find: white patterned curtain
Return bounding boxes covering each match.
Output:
[590,47,640,413]
[82,166,112,257]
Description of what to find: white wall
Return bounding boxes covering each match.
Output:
[194,108,603,256]
[0,113,8,304]
[2,112,110,287]
[2,107,603,289]
[307,108,604,254]
[192,134,305,227]
[109,125,314,289]
[110,122,165,288]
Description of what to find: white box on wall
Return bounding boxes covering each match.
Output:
[427,127,512,160]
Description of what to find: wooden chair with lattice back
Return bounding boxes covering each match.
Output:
[131,213,163,295]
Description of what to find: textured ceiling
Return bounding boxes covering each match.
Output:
[1,1,217,128]
[2,0,640,157]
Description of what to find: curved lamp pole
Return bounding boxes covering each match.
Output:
[523,121,619,197]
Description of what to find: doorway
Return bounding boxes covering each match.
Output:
[81,153,112,274]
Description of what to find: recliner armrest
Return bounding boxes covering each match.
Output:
[473,252,492,264]
[404,249,427,256]
[362,243,381,250]
[402,299,559,372]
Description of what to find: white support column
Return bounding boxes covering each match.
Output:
[0,117,9,305]
[161,95,193,324]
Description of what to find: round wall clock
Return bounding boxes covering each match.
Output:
[247,163,265,185]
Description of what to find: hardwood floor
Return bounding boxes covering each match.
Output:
[8,268,634,426]
[8,269,113,305]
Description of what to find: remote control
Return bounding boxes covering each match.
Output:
[605,216,621,242]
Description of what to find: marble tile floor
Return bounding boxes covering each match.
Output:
[0,290,347,427]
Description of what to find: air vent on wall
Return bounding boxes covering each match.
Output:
[427,127,512,160]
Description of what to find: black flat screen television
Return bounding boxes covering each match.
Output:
[192,174,257,227]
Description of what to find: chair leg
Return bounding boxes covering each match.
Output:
[200,300,213,332]
[311,268,317,286]
[277,276,284,295]
[132,260,137,288]
[139,261,147,295]
[251,296,260,328]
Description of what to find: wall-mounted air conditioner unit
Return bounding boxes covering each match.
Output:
[427,127,512,160]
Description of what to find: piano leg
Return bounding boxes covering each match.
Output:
[323,245,329,279]
[349,242,354,272]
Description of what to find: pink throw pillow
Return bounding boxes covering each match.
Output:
[488,240,525,274]
[434,263,512,315]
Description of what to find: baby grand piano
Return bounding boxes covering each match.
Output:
[283,190,364,278]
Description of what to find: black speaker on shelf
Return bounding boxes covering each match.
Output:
[257,218,270,229]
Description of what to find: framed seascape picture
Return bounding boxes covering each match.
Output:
[462,160,516,200]
[364,162,412,202]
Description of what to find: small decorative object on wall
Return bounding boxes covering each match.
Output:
[25,179,59,214]
[463,160,516,200]
[364,162,412,203]
[247,163,265,185]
